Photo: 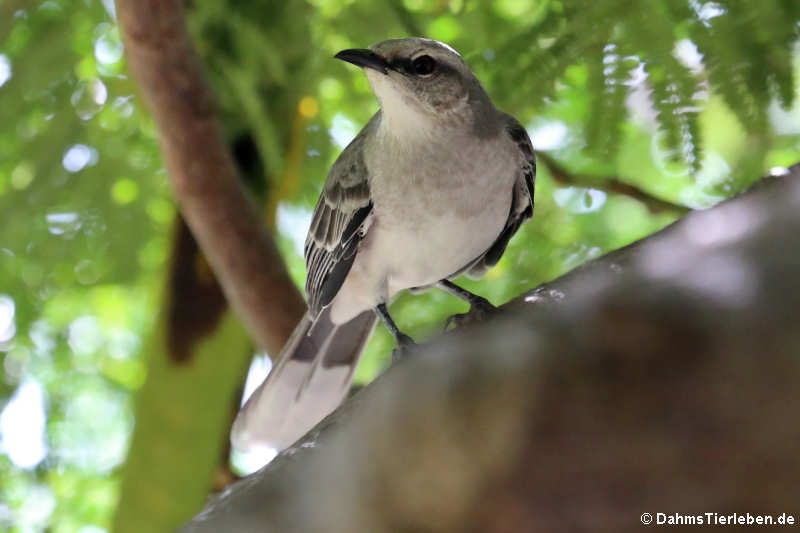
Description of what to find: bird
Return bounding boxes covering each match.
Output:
[231,38,535,452]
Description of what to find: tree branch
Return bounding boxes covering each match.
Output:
[179,165,800,532]
[537,150,692,215]
[116,0,305,355]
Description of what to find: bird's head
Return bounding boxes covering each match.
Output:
[335,38,491,131]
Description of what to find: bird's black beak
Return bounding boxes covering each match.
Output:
[334,49,389,74]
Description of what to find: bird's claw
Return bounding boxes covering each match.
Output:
[391,333,417,362]
[443,297,497,331]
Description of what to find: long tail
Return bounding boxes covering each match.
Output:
[231,307,376,452]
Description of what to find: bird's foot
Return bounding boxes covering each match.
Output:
[444,297,498,331]
[391,333,417,362]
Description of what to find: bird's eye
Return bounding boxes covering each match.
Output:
[411,55,436,76]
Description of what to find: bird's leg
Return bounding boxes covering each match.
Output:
[438,280,498,330]
[375,303,416,361]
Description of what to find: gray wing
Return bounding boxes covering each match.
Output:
[465,114,535,278]
[305,115,378,316]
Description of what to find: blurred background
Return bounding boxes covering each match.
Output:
[1,0,799,531]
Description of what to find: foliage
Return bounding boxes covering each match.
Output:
[507,0,800,167]
[0,0,798,531]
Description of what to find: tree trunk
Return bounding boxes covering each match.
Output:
[179,166,800,532]
[114,1,306,529]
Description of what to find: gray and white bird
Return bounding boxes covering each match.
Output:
[231,38,535,452]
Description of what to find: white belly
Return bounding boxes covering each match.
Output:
[373,179,511,294]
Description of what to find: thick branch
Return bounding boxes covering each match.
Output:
[538,150,692,215]
[180,166,800,532]
[116,0,305,355]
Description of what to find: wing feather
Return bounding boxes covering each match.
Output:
[466,114,535,278]
[304,115,378,316]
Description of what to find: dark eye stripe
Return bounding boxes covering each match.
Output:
[387,57,415,74]
[388,56,453,77]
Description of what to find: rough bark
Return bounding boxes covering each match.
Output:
[179,165,800,532]
[116,0,305,355]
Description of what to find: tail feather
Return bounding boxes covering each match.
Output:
[231,307,376,452]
